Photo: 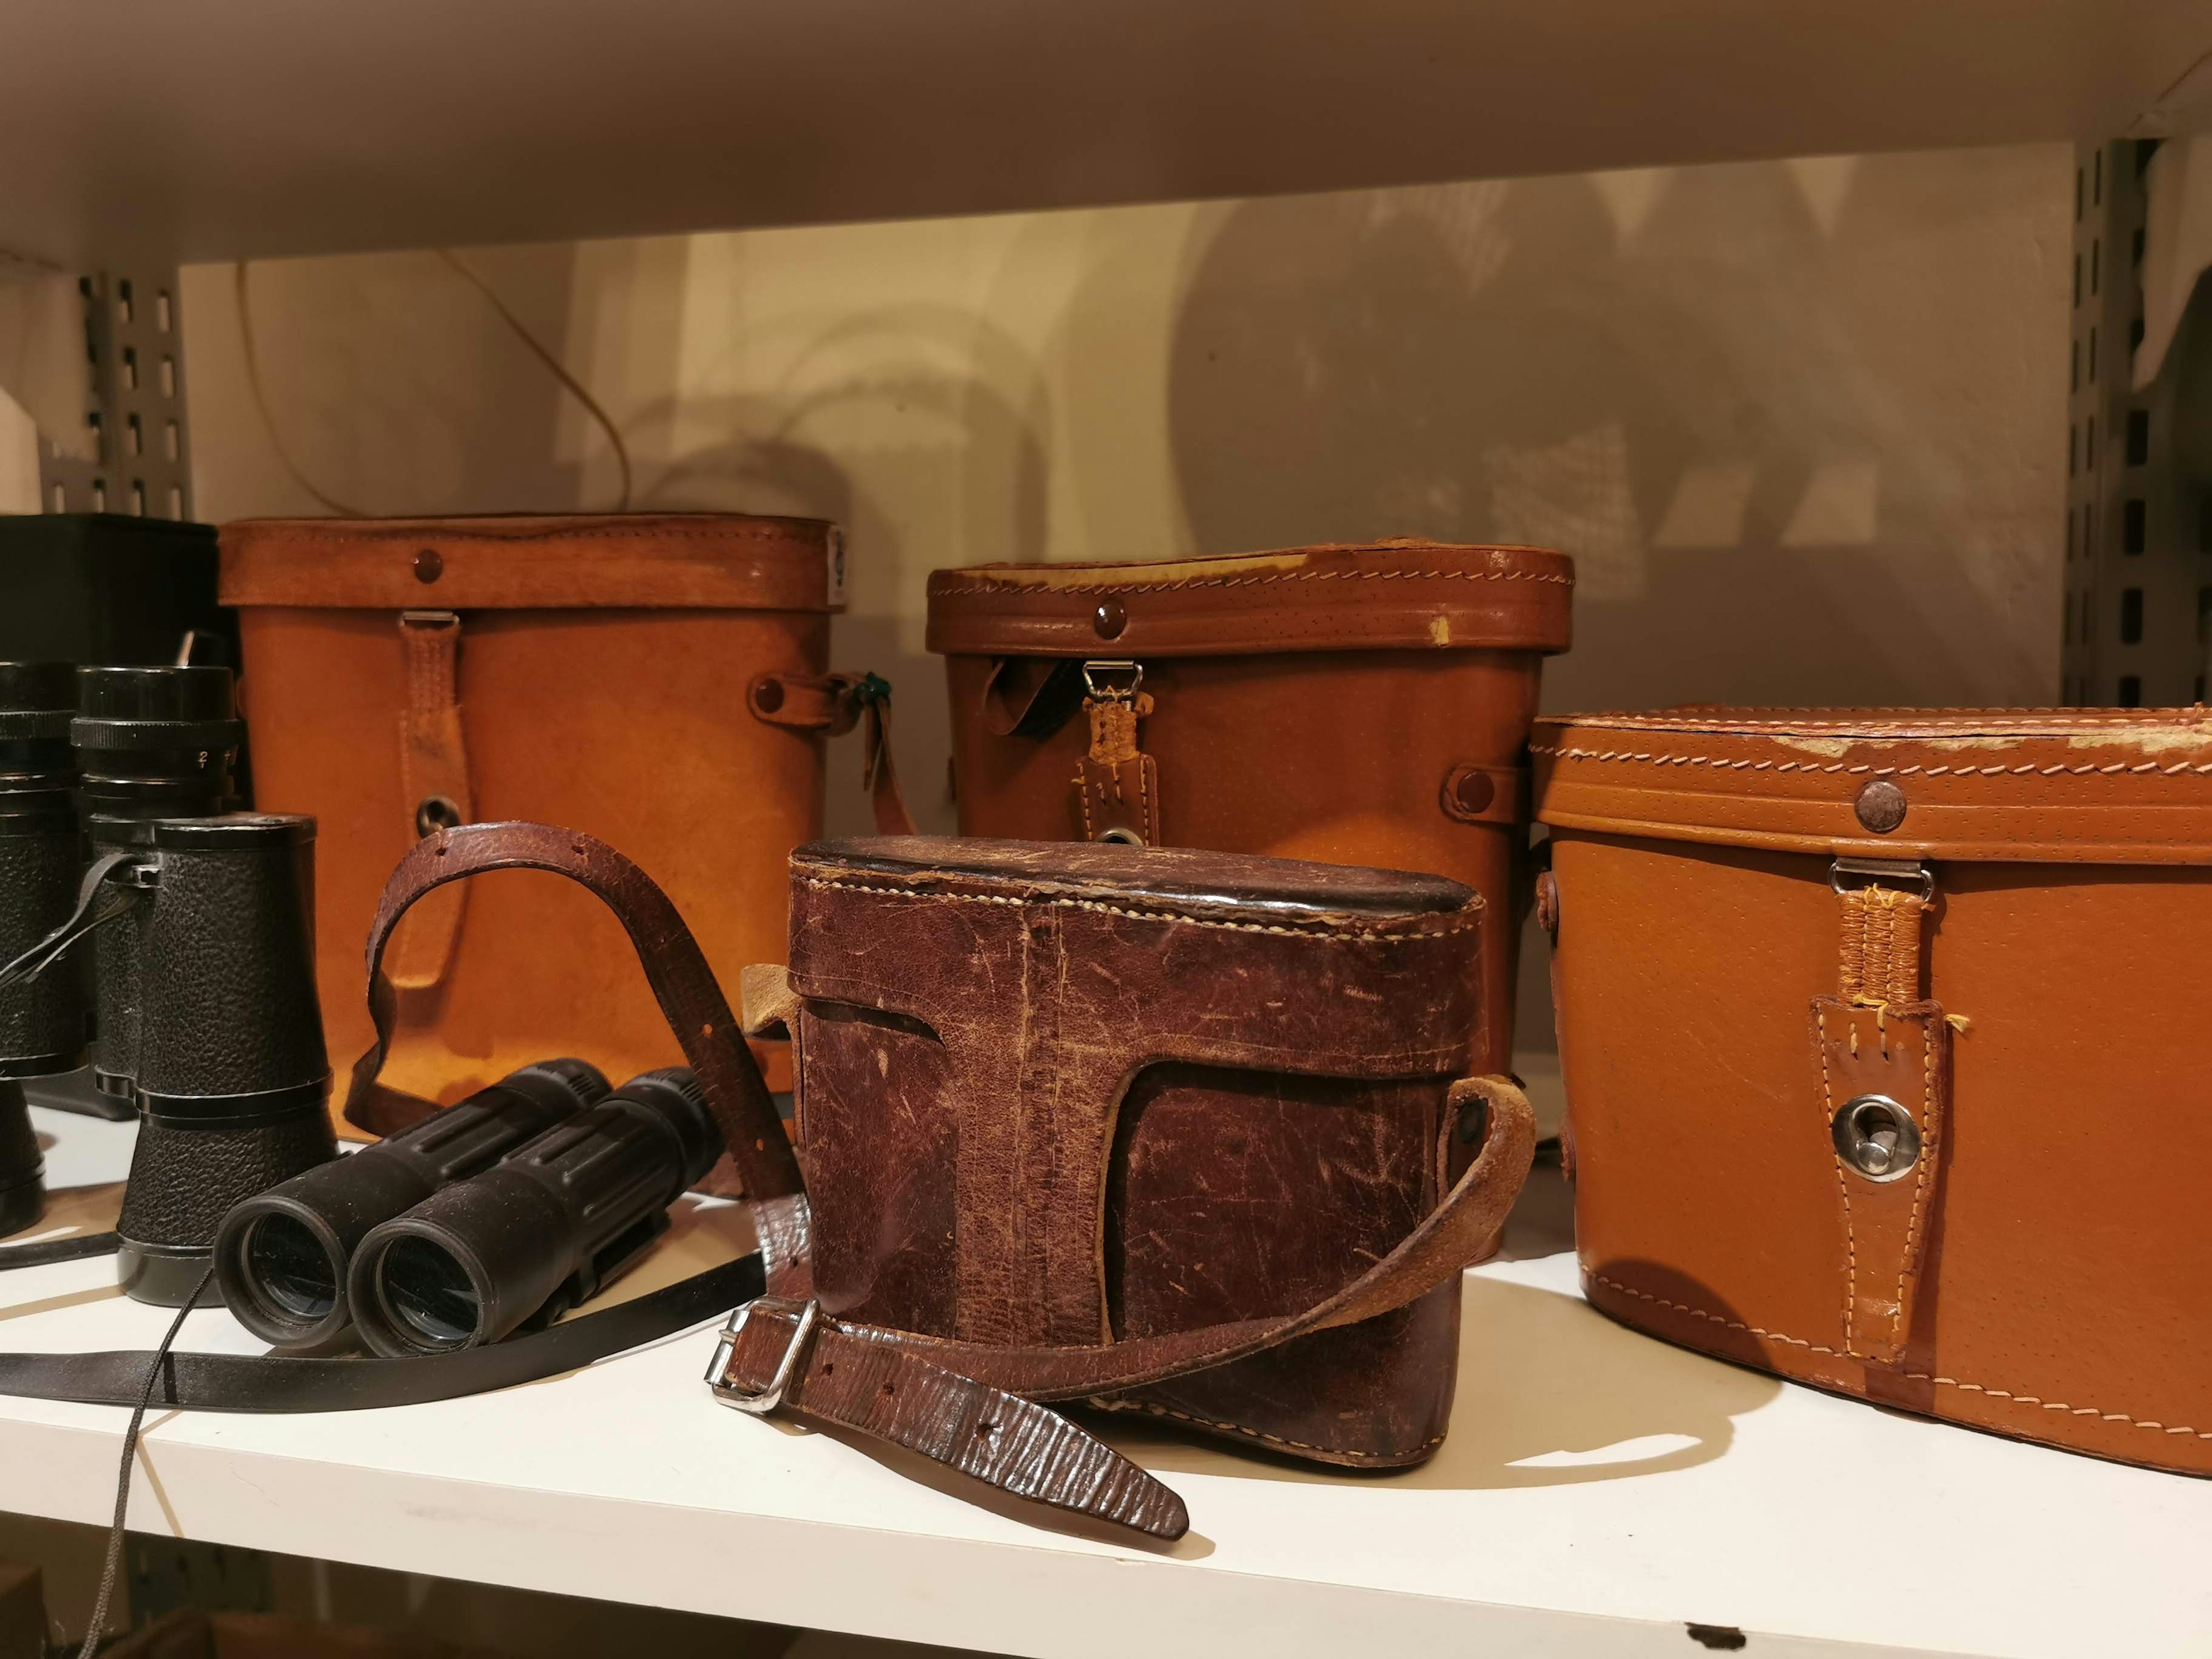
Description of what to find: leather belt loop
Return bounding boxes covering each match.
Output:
[389,611,472,994]
[1440,763,1528,827]
[1074,660,1160,846]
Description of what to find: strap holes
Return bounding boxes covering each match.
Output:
[976,1422,997,1437]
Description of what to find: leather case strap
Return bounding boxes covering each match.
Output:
[387,610,473,992]
[747,671,916,836]
[1810,870,1952,1366]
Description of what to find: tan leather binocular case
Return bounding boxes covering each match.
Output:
[1537,706,2212,1475]
[221,514,885,1134]
[926,540,1575,1091]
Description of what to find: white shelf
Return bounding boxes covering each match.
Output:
[3,3,2209,266]
[2,1106,2208,1657]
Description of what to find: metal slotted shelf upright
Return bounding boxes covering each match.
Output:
[3,6,2212,1657]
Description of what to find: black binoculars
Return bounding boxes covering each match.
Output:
[216,1062,722,1354]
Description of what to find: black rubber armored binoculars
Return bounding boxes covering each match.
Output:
[0,810,335,1303]
[214,1057,612,1351]
[348,1067,724,1357]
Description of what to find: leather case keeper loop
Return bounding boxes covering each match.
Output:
[1536,705,2212,1476]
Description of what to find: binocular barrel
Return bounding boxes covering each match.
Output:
[0,1084,39,1237]
[0,664,90,1089]
[111,813,338,1305]
[214,1058,611,1350]
[350,1068,724,1357]
[77,664,244,1104]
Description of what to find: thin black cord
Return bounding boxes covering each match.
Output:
[77,1268,211,1659]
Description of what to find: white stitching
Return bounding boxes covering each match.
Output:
[1588,1274,2212,1441]
[931,565,1573,597]
[798,875,1480,941]
[1531,743,2212,778]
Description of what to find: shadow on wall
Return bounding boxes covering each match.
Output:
[1165,150,2064,711]
[627,302,1053,838]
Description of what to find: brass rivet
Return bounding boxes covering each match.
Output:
[1450,768,1495,815]
[1855,779,1907,834]
[414,548,444,584]
[1093,599,1127,639]
[754,678,785,714]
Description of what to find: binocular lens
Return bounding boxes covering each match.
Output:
[241,1213,339,1321]
[376,1235,483,1350]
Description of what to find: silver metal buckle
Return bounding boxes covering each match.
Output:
[1830,855,1934,903]
[1081,659,1143,702]
[704,1296,821,1414]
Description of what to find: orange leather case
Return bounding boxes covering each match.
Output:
[926,540,1575,1084]
[219,514,846,1124]
[1536,706,2212,1475]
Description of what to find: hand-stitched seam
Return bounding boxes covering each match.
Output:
[1083,1395,1449,1459]
[1530,744,2212,778]
[1893,1018,1937,1355]
[799,876,1482,940]
[1817,1004,1858,1354]
[931,566,1573,596]
[1587,1273,2212,1441]
[1074,766,1094,839]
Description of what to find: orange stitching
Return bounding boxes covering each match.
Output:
[1816,1005,1857,1353]
[1892,1019,1937,1353]
[1588,1273,2212,1441]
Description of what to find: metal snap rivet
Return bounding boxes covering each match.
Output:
[1854,779,1907,834]
[414,548,444,584]
[1831,1093,1921,1182]
[1449,767,1495,816]
[753,677,786,714]
[414,794,463,838]
[1094,826,1146,847]
[1093,599,1127,639]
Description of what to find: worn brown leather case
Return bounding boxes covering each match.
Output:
[219,514,880,1126]
[778,835,1523,1464]
[1536,706,2212,1475]
[926,540,1574,1088]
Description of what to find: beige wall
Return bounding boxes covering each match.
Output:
[180,143,2070,1063]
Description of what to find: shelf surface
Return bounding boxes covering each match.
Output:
[3,3,2210,267]
[0,1105,2207,1658]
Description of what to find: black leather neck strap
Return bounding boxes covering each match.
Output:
[0,1252,762,1410]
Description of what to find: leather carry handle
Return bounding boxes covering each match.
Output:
[343,822,805,1203]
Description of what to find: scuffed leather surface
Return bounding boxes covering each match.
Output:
[135,838,328,1100]
[118,1115,338,1247]
[0,825,85,1066]
[1550,813,2212,1476]
[790,834,1484,1463]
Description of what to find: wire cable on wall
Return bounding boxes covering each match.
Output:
[235,252,634,517]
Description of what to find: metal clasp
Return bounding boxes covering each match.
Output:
[1830,855,1933,903]
[1831,1093,1922,1182]
[704,1296,821,1414]
[1081,660,1143,703]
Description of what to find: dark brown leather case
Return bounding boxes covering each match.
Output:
[1536,706,2212,1475]
[777,835,1529,1464]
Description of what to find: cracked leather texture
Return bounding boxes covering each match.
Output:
[0,824,88,1066]
[789,834,1486,1464]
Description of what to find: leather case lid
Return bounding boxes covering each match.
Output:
[925,540,1574,657]
[219,513,843,611]
[794,835,1479,929]
[1535,706,2212,863]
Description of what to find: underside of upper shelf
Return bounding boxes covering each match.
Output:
[3,1,2211,267]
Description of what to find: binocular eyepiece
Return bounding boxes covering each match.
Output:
[350,1067,723,1357]
[215,1058,612,1350]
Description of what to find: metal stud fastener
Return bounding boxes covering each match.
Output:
[1854,779,1907,834]
[414,548,444,584]
[1830,1093,1921,1182]
[1093,599,1127,639]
